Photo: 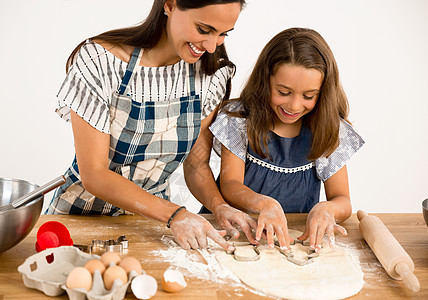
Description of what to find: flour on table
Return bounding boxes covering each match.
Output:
[152,235,270,298]
[152,232,364,299]
[214,229,364,300]
[152,235,239,283]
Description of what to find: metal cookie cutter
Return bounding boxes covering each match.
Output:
[74,235,128,254]
[225,236,260,262]
[275,239,319,266]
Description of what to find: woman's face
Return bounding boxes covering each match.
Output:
[164,1,241,63]
[269,63,323,128]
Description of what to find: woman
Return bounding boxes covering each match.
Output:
[47,0,257,250]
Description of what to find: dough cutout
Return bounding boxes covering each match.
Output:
[215,229,363,300]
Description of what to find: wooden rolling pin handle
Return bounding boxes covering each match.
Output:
[395,262,421,292]
[357,210,420,292]
[356,210,368,221]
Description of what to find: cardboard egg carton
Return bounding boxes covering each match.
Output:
[62,268,138,300]
[18,246,98,296]
[18,246,137,300]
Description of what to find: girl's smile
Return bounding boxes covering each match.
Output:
[279,107,301,118]
[269,64,323,135]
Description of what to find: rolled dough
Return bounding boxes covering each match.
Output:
[215,229,364,300]
[233,245,259,261]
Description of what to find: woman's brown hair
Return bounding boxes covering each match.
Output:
[65,0,245,99]
[222,27,349,161]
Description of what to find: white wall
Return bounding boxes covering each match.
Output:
[1,0,427,214]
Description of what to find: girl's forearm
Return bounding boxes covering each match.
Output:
[326,195,352,223]
[220,179,274,214]
[183,159,227,214]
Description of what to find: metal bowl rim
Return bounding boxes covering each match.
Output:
[0,177,39,187]
[0,177,42,216]
[422,199,428,210]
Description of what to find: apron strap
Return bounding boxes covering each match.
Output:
[188,63,196,96]
[117,47,143,95]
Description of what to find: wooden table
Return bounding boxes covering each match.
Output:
[0,213,427,299]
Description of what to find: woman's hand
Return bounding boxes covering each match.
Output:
[256,196,292,250]
[298,201,348,252]
[212,204,258,244]
[169,209,234,251]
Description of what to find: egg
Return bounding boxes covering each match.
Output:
[66,266,92,291]
[103,265,128,290]
[118,256,142,274]
[100,252,121,267]
[131,274,158,300]
[161,269,187,293]
[84,259,106,275]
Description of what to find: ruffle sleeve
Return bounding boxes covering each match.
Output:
[209,101,248,161]
[55,40,112,133]
[315,120,365,181]
[202,64,235,119]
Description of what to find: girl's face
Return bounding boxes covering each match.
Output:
[269,63,323,129]
[164,1,241,63]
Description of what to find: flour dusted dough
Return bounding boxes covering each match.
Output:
[215,229,364,300]
[233,245,259,261]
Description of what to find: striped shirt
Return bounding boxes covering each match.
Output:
[55,40,235,133]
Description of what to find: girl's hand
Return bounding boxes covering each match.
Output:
[298,202,348,252]
[213,204,258,244]
[169,209,234,251]
[256,196,292,250]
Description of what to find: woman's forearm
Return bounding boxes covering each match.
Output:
[80,167,180,222]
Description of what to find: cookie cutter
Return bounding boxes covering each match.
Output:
[224,236,260,262]
[74,235,128,254]
[275,239,319,266]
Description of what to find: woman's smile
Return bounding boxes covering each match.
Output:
[188,42,205,57]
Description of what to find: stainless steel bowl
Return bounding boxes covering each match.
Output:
[423,199,428,227]
[0,178,43,253]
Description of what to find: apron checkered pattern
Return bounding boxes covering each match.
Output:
[47,48,201,215]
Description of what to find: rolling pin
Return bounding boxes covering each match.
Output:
[357,210,420,292]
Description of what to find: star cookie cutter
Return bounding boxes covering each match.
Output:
[275,239,320,266]
[225,235,260,262]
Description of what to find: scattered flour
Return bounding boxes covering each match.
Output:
[151,235,273,298]
[152,235,240,283]
[152,235,375,299]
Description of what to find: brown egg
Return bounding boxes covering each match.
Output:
[100,252,121,267]
[66,266,92,291]
[84,259,106,275]
[118,256,142,274]
[161,269,187,293]
[103,265,128,290]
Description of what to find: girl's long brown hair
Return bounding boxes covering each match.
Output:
[222,27,349,160]
[65,0,245,100]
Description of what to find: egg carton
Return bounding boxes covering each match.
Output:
[62,269,139,300]
[17,246,99,296]
[18,246,139,300]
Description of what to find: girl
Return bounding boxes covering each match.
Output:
[46,0,257,251]
[210,28,364,252]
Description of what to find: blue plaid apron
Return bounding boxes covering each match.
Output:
[47,48,201,216]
